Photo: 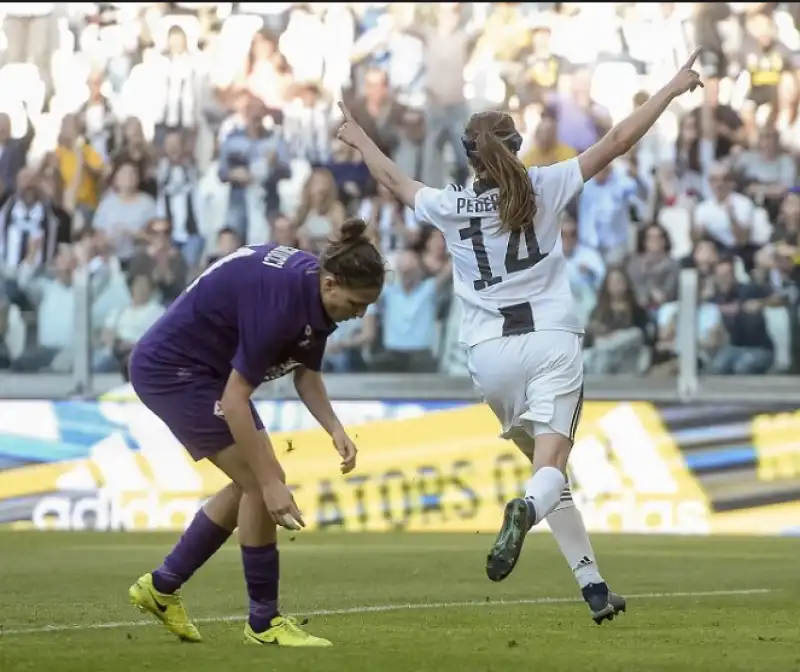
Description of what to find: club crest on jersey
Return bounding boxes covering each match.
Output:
[213,400,225,418]
[298,325,313,348]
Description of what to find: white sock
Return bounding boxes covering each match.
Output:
[547,488,603,588]
[523,466,566,525]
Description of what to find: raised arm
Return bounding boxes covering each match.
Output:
[578,48,705,183]
[336,101,424,209]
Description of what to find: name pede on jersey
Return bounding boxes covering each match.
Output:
[455,194,499,216]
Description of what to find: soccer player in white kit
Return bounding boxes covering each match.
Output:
[336,50,704,624]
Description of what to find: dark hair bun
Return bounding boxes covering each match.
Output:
[339,218,368,244]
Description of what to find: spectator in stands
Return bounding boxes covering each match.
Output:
[373,249,443,373]
[772,189,800,272]
[205,226,242,268]
[295,168,346,254]
[775,72,800,152]
[116,118,158,198]
[282,81,333,166]
[393,107,440,187]
[708,257,775,375]
[269,215,302,249]
[347,67,404,160]
[739,11,798,144]
[561,212,605,324]
[129,218,188,305]
[218,96,290,242]
[754,189,800,283]
[37,153,74,238]
[12,243,78,373]
[152,25,202,147]
[155,130,204,269]
[0,288,12,369]
[241,29,293,125]
[683,236,721,300]
[96,269,165,378]
[578,162,638,265]
[628,223,680,315]
[693,161,758,269]
[77,70,117,163]
[56,114,106,223]
[93,158,157,269]
[323,137,373,211]
[653,280,725,376]
[419,228,450,282]
[517,21,569,107]
[550,69,612,154]
[3,4,56,101]
[0,110,35,202]
[735,126,796,222]
[584,266,652,374]
[279,6,324,90]
[0,168,69,281]
[416,3,474,186]
[322,305,377,373]
[673,111,714,199]
[358,182,413,256]
[522,109,576,168]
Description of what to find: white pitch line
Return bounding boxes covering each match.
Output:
[1,588,772,637]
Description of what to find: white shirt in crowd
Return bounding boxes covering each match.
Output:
[414,158,585,347]
[105,300,166,344]
[694,192,756,248]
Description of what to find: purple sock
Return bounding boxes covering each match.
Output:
[151,509,233,594]
[241,544,280,633]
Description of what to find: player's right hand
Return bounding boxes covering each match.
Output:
[336,101,367,150]
[668,47,704,97]
[332,427,358,475]
[262,481,306,530]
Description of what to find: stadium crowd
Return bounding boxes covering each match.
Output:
[0,2,798,379]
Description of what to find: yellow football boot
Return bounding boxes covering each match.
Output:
[128,572,202,643]
[243,616,332,648]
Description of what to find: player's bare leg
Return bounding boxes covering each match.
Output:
[129,481,241,641]
[486,431,626,624]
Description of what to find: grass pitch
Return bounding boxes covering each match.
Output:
[1,532,798,672]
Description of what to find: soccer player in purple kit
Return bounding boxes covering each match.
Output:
[126,219,385,648]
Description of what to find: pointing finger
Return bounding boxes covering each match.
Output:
[337,101,353,120]
[684,46,702,70]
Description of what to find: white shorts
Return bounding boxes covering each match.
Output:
[467,331,584,442]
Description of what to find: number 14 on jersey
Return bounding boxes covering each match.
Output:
[459,217,547,291]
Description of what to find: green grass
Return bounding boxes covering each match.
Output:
[1,532,799,672]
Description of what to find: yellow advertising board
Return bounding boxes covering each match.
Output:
[3,400,799,534]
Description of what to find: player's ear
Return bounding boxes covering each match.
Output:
[321,272,337,293]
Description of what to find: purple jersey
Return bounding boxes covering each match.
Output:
[135,244,337,387]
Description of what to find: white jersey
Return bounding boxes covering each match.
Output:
[414,158,585,348]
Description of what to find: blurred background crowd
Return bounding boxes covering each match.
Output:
[0,2,799,380]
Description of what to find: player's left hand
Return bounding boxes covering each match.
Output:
[331,426,358,474]
[336,101,367,150]
[668,47,704,97]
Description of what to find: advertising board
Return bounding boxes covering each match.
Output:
[1,400,798,535]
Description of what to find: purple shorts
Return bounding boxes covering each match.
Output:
[129,349,264,461]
